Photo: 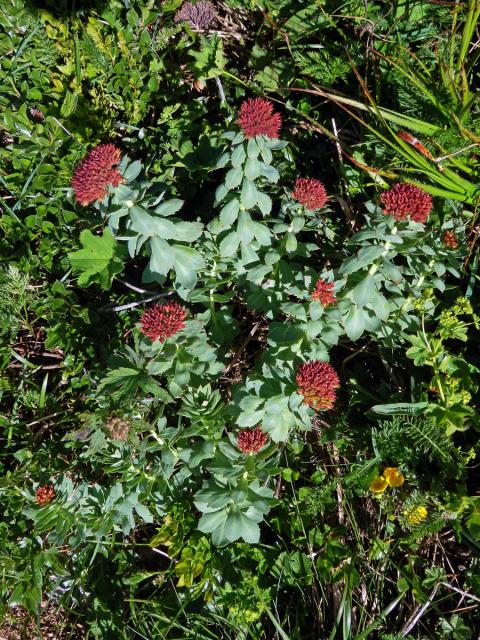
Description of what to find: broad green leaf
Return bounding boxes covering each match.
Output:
[352,275,376,306]
[231,144,246,167]
[245,157,261,181]
[219,198,240,226]
[149,236,175,275]
[220,231,240,257]
[68,228,123,290]
[340,245,385,275]
[256,190,272,215]
[241,178,257,209]
[171,221,203,242]
[122,160,142,182]
[237,211,255,244]
[224,509,260,544]
[343,305,365,341]
[247,137,259,158]
[259,162,280,183]
[171,245,204,289]
[225,167,243,190]
[154,198,184,217]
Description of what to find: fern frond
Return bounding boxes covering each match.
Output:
[372,415,456,468]
[293,48,350,86]
[0,266,29,338]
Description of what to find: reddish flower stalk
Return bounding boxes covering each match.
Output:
[380,183,432,224]
[36,484,55,505]
[292,178,328,211]
[296,361,340,411]
[71,144,123,206]
[237,426,269,454]
[139,302,187,343]
[237,98,282,139]
[443,230,458,249]
[312,279,336,306]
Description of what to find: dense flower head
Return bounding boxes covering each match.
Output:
[443,230,458,249]
[312,279,336,306]
[237,426,269,454]
[106,416,130,442]
[380,183,432,224]
[296,360,340,411]
[36,484,55,505]
[139,302,187,343]
[237,98,282,139]
[71,144,123,206]
[292,178,328,211]
[174,1,216,30]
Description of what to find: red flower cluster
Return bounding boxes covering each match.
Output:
[71,144,123,206]
[380,183,432,224]
[296,360,340,411]
[139,302,187,343]
[237,426,269,454]
[36,484,55,505]
[443,230,458,249]
[237,98,282,139]
[312,279,336,306]
[292,178,328,211]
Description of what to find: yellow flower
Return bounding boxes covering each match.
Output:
[369,476,388,493]
[405,505,428,525]
[383,467,405,488]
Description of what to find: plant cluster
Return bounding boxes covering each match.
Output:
[1,1,479,639]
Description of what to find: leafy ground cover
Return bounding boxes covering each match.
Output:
[1,0,480,638]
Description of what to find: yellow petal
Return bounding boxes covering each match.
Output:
[383,467,405,487]
[405,505,428,525]
[369,476,388,493]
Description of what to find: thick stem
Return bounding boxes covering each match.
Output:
[368,225,397,275]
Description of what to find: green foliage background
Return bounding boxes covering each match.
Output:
[0,0,479,638]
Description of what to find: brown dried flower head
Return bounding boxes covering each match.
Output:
[106,416,130,442]
[174,1,216,30]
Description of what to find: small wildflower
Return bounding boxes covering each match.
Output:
[380,183,432,224]
[106,416,130,442]
[36,484,55,505]
[292,178,328,211]
[442,230,458,249]
[296,360,340,411]
[312,279,335,306]
[237,426,269,454]
[237,98,282,139]
[405,505,428,525]
[369,476,388,493]
[383,467,405,487]
[139,302,187,343]
[71,144,123,206]
[174,0,216,30]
